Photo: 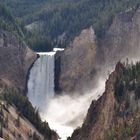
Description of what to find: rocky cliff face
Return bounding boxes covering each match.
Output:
[69,62,140,140]
[100,6,140,68]
[56,6,140,93]
[0,30,37,92]
[69,63,119,140]
[55,27,97,92]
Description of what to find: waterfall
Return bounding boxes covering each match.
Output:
[27,52,56,111]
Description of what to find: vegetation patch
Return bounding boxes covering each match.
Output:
[1,86,56,139]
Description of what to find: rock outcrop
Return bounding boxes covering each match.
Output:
[69,62,140,140]
[69,62,119,140]
[55,6,140,93]
[100,6,140,68]
[55,27,97,92]
[0,30,37,92]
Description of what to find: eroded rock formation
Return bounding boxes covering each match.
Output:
[69,62,140,140]
[55,27,97,92]
[100,6,140,67]
[0,30,37,92]
[69,63,119,140]
[55,6,140,93]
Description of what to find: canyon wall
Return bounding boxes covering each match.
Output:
[69,62,140,140]
[55,27,97,92]
[68,7,140,136]
[0,30,37,92]
[68,63,120,140]
[55,6,140,93]
[100,6,140,67]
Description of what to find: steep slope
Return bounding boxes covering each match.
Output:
[0,4,24,38]
[0,3,59,140]
[0,1,36,92]
[55,27,97,92]
[0,30,36,92]
[1,102,44,140]
[69,62,140,140]
[99,6,140,67]
[55,5,140,92]
[0,79,58,140]
[68,63,118,140]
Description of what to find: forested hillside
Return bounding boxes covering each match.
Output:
[0,4,24,38]
[0,80,57,140]
[1,0,140,51]
[0,1,140,140]
[106,61,140,139]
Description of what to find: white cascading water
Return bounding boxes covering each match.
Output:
[27,52,56,111]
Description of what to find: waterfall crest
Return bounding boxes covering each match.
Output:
[27,52,56,111]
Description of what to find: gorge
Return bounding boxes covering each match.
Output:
[26,7,140,139]
[0,2,140,140]
[26,26,101,139]
[27,50,106,140]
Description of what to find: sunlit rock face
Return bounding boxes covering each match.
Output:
[69,6,140,140]
[69,63,126,140]
[100,6,140,67]
[27,52,56,111]
[0,30,36,91]
[56,26,97,92]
